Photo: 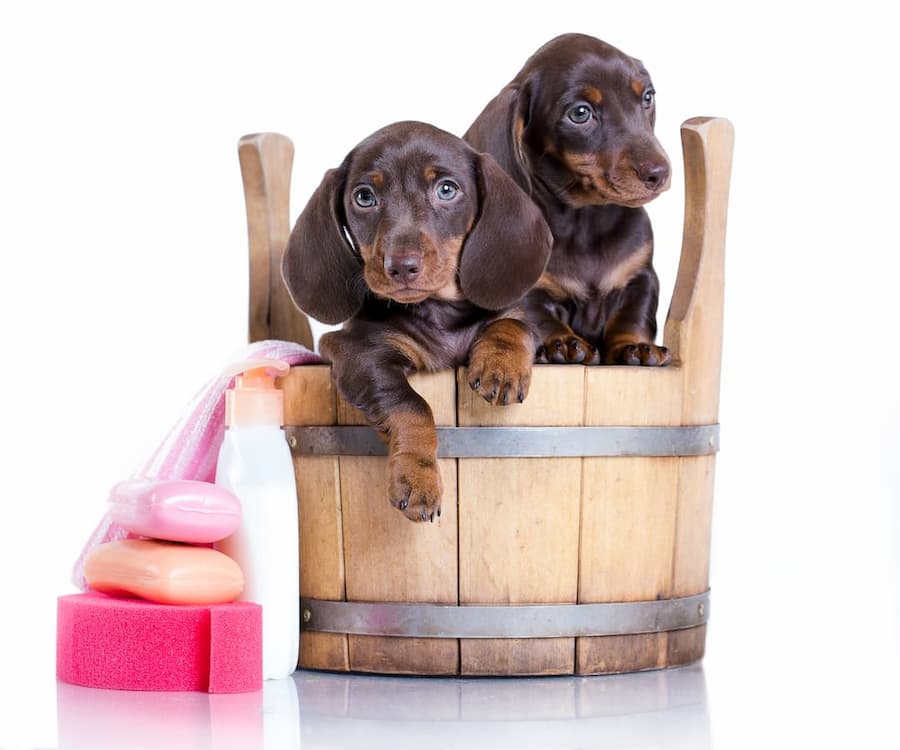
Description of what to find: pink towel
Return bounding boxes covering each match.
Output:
[72,339,323,590]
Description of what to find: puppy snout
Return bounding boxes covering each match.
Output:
[384,252,423,284]
[636,161,670,191]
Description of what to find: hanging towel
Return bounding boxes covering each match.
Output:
[72,339,323,590]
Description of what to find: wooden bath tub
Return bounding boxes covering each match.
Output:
[238,117,733,676]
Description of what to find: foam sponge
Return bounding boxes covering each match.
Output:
[57,593,262,693]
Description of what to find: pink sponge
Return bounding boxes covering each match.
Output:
[57,593,262,693]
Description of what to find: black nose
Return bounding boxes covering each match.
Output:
[637,162,670,191]
[384,252,422,284]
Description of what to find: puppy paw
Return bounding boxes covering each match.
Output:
[536,334,601,365]
[606,342,671,366]
[468,342,533,406]
[388,452,443,523]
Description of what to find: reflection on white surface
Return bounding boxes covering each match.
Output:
[55,665,709,749]
[263,675,301,749]
[57,680,274,750]
[297,665,710,750]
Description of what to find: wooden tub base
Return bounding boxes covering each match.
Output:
[299,595,708,676]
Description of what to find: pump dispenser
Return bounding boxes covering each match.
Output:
[215,358,298,680]
[224,362,287,427]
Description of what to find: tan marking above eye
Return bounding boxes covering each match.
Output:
[424,166,438,181]
[371,172,384,187]
[631,79,645,97]
[583,86,603,105]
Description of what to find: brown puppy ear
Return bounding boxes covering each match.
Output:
[282,165,365,324]
[464,83,533,194]
[459,152,552,310]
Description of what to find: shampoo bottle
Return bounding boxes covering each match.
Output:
[215,358,298,679]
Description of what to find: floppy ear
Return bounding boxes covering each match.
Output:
[459,151,552,310]
[463,82,533,193]
[282,164,365,324]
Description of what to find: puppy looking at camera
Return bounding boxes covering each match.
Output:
[283,121,552,522]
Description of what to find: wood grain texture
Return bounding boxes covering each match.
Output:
[281,365,348,671]
[664,119,733,670]
[583,366,683,427]
[576,633,667,675]
[662,118,733,668]
[671,455,716,598]
[338,371,459,674]
[348,636,459,676]
[299,632,349,673]
[336,371,457,427]
[461,638,575,677]
[457,364,584,426]
[579,456,679,604]
[666,625,707,667]
[459,365,584,675]
[239,133,313,348]
[578,368,681,674]
[664,117,734,426]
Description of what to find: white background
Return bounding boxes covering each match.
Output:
[1,1,898,748]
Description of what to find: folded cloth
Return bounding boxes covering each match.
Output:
[72,339,323,590]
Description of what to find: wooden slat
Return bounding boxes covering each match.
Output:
[579,456,679,603]
[664,117,734,426]
[577,367,682,675]
[239,133,313,348]
[347,636,458,677]
[582,367,683,427]
[281,365,348,671]
[576,633,668,675]
[457,364,588,427]
[663,117,733,669]
[667,625,707,667]
[671,455,716,598]
[458,365,583,675]
[338,371,459,674]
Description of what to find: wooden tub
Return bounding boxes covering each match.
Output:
[238,117,734,676]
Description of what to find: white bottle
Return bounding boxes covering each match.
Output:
[215,358,299,680]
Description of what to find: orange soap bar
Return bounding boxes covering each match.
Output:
[84,540,244,605]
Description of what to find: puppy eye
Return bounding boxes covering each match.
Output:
[567,104,593,124]
[353,187,377,208]
[643,88,655,109]
[435,179,459,201]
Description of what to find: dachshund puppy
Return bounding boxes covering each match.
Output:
[283,122,552,522]
[465,33,672,366]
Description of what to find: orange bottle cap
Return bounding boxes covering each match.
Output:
[223,358,290,427]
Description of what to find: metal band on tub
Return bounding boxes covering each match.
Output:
[299,592,709,639]
[284,424,720,458]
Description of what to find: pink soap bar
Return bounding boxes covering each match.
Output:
[108,479,241,543]
[85,539,244,605]
[57,593,262,693]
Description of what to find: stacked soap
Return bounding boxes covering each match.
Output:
[57,479,262,693]
[85,479,244,604]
